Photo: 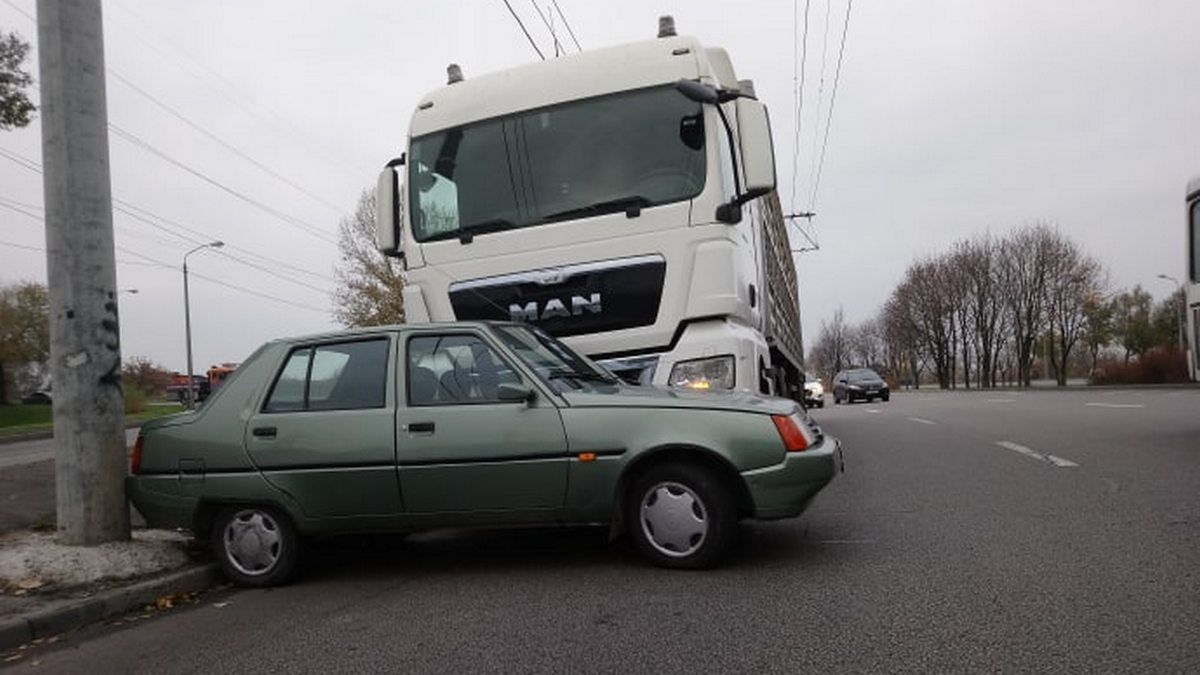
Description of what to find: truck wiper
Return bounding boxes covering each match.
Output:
[540,196,652,224]
[422,218,517,244]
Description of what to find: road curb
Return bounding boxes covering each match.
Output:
[0,563,218,652]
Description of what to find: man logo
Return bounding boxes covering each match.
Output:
[510,293,602,322]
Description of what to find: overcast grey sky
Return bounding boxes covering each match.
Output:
[1,0,1198,371]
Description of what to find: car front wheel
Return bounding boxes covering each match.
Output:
[212,506,299,587]
[626,462,737,569]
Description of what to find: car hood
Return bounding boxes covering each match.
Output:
[560,385,797,415]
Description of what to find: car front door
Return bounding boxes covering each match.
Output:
[395,331,569,515]
[244,335,401,518]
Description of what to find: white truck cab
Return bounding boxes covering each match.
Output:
[376,19,805,398]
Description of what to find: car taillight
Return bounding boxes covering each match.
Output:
[772,414,813,452]
[131,434,144,474]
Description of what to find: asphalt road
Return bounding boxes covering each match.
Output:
[0,429,139,470]
[5,388,1198,672]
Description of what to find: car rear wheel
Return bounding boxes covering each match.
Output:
[212,506,299,587]
[626,462,737,569]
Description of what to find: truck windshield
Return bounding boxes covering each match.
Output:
[409,85,706,242]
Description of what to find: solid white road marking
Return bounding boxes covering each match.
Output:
[1085,402,1145,409]
[1046,454,1080,468]
[995,441,1080,468]
[907,416,936,425]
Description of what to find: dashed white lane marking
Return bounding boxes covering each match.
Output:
[995,441,1079,468]
[907,416,936,425]
[818,539,875,545]
[996,441,1046,461]
[986,398,1016,403]
[1085,402,1145,409]
[1046,454,1080,467]
[864,408,881,414]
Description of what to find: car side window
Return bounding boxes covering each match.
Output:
[264,348,310,412]
[407,334,521,406]
[263,338,389,413]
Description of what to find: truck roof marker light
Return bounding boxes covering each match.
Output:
[447,64,464,85]
[658,15,676,38]
[771,415,810,453]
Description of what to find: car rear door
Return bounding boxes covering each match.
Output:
[244,335,401,518]
[395,329,569,515]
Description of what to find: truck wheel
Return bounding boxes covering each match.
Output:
[626,462,737,569]
[212,506,300,587]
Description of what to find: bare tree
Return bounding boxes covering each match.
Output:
[1043,235,1104,385]
[998,225,1056,386]
[806,306,851,383]
[333,190,406,327]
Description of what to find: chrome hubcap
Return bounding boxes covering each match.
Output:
[223,510,282,576]
[640,481,708,557]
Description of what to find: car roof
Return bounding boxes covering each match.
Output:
[270,320,529,345]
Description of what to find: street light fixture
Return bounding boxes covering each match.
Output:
[118,288,138,295]
[183,241,224,409]
[1156,273,1185,349]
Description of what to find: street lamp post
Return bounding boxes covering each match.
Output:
[183,242,223,409]
[1156,273,1185,350]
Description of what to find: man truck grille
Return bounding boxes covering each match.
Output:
[448,254,666,338]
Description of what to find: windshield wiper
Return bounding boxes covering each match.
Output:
[546,369,620,384]
[422,218,517,244]
[540,196,652,224]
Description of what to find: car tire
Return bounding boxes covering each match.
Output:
[882,393,890,402]
[212,505,300,587]
[626,462,737,570]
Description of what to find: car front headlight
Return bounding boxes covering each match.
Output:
[849,384,862,391]
[668,355,735,390]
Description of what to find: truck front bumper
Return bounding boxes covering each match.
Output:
[741,435,842,520]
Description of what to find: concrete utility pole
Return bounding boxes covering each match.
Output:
[37,0,130,544]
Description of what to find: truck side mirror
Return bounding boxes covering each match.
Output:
[735,98,776,200]
[375,155,404,259]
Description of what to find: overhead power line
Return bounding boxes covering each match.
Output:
[790,0,812,215]
[1,147,336,289]
[107,123,337,244]
[500,0,546,60]
[107,70,345,215]
[808,0,854,211]
[550,0,582,51]
[529,0,563,57]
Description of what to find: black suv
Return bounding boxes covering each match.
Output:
[832,368,889,404]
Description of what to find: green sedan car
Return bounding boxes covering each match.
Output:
[128,322,842,586]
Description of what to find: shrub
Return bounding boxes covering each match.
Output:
[1090,347,1188,385]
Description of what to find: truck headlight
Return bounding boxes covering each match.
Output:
[669,355,735,390]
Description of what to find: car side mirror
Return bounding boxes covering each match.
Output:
[497,382,534,403]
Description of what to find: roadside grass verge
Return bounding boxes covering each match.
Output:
[0,403,184,439]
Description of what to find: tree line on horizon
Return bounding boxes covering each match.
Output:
[806,224,1188,389]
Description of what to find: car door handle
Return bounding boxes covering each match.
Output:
[405,422,435,434]
[252,426,277,438]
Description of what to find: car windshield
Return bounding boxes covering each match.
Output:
[495,325,619,393]
[408,85,706,242]
[849,370,882,382]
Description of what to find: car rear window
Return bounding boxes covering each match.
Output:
[264,338,390,412]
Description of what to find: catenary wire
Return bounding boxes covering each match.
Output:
[500,0,546,60]
[808,0,854,211]
[549,0,582,51]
